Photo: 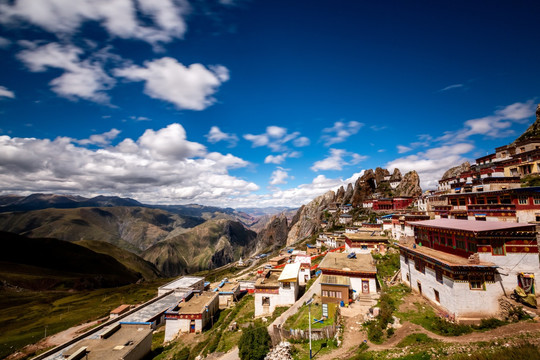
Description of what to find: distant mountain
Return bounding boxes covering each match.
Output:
[0,193,142,213]
[236,207,297,217]
[513,104,540,144]
[0,206,204,253]
[75,240,163,280]
[0,232,141,291]
[150,203,255,227]
[142,219,257,277]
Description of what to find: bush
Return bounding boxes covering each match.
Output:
[386,327,394,337]
[474,318,507,330]
[365,320,384,343]
[238,325,271,360]
[430,317,472,336]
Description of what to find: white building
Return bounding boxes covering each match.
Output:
[164,292,219,340]
[254,263,301,317]
[400,219,539,322]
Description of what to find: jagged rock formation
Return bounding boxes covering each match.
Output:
[287,190,335,245]
[286,167,422,244]
[390,168,402,182]
[395,170,422,197]
[342,183,354,205]
[248,214,289,254]
[441,161,471,181]
[513,104,540,144]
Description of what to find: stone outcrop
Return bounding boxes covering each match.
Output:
[441,162,471,181]
[286,167,423,244]
[287,190,335,245]
[249,214,289,254]
[394,170,422,197]
[264,341,293,360]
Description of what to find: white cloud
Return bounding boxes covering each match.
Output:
[293,136,310,147]
[438,83,464,92]
[114,57,229,110]
[130,116,151,122]
[269,168,289,185]
[264,151,301,165]
[439,100,536,142]
[17,42,115,103]
[0,123,259,205]
[244,126,307,152]
[205,126,238,147]
[311,148,367,172]
[386,143,474,190]
[77,128,121,146]
[0,85,15,99]
[0,0,190,47]
[397,145,412,154]
[321,120,363,146]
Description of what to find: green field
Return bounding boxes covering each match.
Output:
[0,279,169,359]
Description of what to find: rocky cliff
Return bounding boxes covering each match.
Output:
[142,219,257,277]
[286,167,422,244]
[248,213,289,254]
[441,162,471,180]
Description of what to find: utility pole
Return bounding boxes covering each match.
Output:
[306,298,313,359]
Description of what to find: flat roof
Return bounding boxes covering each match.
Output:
[408,219,535,233]
[255,270,281,288]
[399,240,495,268]
[178,292,218,314]
[345,233,388,241]
[159,276,204,291]
[318,252,376,273]
[62,324,152,360]
[110,304,130,314]
[219,282,239,293]
[278,262,301,282]
[321,274,350,286]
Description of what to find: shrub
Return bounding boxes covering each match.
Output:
[386,327,394,337]
[474,318,507,330]
[430,317,472,336]
[238,325,271,360]
[365,320,384,343]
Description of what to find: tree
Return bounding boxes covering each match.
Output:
[238,325,271,360]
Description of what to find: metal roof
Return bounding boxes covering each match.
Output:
[408,219,535,233]
[278,262,301,282]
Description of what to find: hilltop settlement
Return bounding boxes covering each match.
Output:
[4,105,540,360]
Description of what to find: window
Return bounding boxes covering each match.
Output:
[519,196,529,205]
[456,237,466,250]
[414,260,425,273]
[492,244,505,255]
[534,196,540,205]
[404,256,409,264]
[469,276,485,290]
[434,289,440,303]
[322,290,342,298]
[487,197,498,204]
[436,269,443,283]
[450,198,458,206]
[467,241,477,253]
[262,296,270,305]
[477,197,486,205]
[500,195,511,204]
[458,198,466,206]
[282,282,291,289]
[361,245,368,250]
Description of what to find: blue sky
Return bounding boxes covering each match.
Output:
[0,0,539,208]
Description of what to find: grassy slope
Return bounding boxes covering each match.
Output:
[142,219,256,277]
[0,279,169,359]
[0,232,142,290]
[75,239,163,280]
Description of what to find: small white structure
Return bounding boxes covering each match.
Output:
[254,263,301,317]
[164,292,219,340]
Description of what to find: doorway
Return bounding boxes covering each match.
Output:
[362,280,370,294]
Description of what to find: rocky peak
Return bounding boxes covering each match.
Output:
[395,170,422,197]
[390,168,402,181]
[441,162,471,180]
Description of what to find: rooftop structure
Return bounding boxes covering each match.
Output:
[408,218,536,233]
[319,252,376,274]
[178,292,218,315]
[62,323,152,360]
[158,276,205,295]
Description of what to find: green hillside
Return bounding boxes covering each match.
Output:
[142,219,257,277]
[75,239,163,280]
[0,232,141,290]
[0,206,203,253]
